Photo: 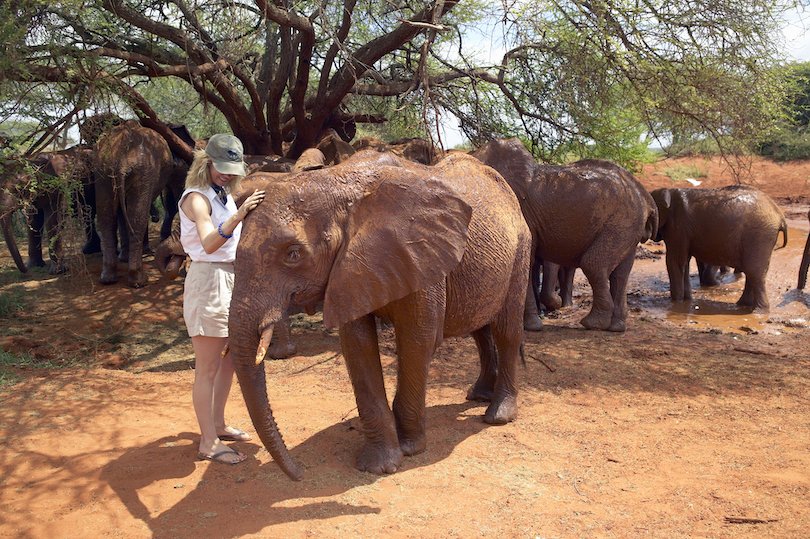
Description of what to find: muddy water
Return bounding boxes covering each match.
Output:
[588,222,810,335]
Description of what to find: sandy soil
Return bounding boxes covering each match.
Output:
[0,155,808,538]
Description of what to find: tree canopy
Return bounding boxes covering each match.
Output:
[0,0,805,165]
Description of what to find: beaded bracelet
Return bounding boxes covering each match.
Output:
[217,222,233,239]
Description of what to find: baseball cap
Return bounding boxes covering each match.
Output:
[205,133,247,176]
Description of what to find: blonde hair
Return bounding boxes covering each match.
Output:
[185,148,244,194]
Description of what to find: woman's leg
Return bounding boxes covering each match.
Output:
[192,335,245,463]
[212,350,251,440]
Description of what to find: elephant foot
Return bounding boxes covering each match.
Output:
[607,318,627,333]
[48,262,68,275]
[82,240,101,255]
[484,394,518,425]
[355,443,403,475]
[398,434,426,456]
[580,311,611,331]
[466,381,494,402]
[127,269,146,288]
[523,312,543,332]
[267,341,297,360]
[540,294,562,312]
[100,269,118,285]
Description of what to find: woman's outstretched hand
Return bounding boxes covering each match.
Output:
[239,189,265,219]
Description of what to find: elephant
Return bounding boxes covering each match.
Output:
[94,121,172,287]
[1,146,96,274]
[472,138,658,333]
[651,185,788,311]
[226,150,531,480]
[352,137,441,165]
[797,210,809,290]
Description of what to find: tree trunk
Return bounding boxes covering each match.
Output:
[1,213,27,273]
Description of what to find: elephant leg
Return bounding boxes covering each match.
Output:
[81,183,101,255]
[738,271,770,312]
[126,219,148,288]
[523,252,543,331]
[26,208,46,268]
[44,209,66,274]
[664,247,690,301]
[390,291,443,457]
[559,266,575,307]
[340,314,402,474]
[539,260,563,311]
[523,276,543,331]
[267,314,297,359]
[466,326,498,402]
[95,178,119,284]
[486,320,521,425]
[579,243,614,330]
[607,249,635,332]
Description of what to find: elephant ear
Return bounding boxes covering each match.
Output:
[323,175,472,329]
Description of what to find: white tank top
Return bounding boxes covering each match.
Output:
[179,187,241,262]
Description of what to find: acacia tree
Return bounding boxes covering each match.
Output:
[0,0,805,164]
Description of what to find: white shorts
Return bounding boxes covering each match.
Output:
[183,261,234,337]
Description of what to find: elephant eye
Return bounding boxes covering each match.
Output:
[284,245,303,265]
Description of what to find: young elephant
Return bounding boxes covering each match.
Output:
[227,150,531,480]
[651,185,788,311]
[472,139,658,332]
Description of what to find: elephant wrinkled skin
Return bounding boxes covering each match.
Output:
[651,185,788,311]
[800,210,810,290]
[227,150,531,480]
[472,138,658,333]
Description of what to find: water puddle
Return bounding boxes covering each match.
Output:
[665,299,768,334]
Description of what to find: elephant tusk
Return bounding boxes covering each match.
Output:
[255,325,274,365]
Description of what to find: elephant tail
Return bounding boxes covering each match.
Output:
[774,217,788,251]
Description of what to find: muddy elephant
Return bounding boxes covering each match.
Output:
[651,185,788,311]
[353,137,440,165]
[227,150,530,480]
[1,146,96,274]
[797,210,809,290]
[94,121,172,287]
[472,138,658,332]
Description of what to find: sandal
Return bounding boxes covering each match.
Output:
[217,428,251,442]
[197,449,246,465]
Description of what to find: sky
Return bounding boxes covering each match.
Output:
[439,6,810,148]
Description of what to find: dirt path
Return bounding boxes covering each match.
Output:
[0,155,808,538]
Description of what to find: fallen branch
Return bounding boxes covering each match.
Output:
[529,354,557,372]
[724,517,778,524]
[732,347,773,357]
[291,352,341,375]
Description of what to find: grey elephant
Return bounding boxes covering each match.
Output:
[651,185,788,311]
[1,146,96,274]
[226,150,530,480]
[472,138,658,332]
[798,210,809,290]
[94,121,172,287]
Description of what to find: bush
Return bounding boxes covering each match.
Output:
[757,128,810,161]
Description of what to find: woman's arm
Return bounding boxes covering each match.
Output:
[180,190,265,254]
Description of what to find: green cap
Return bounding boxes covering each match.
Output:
[205,133,247,176]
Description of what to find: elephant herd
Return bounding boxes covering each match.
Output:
[2,127,809,482]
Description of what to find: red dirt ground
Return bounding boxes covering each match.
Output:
[0,155,808,538]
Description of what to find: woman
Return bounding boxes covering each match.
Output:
[179,133,265,465]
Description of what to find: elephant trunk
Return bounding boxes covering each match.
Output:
[229,302,303,481]
[799,211,810,290]
[1,213,27,273]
